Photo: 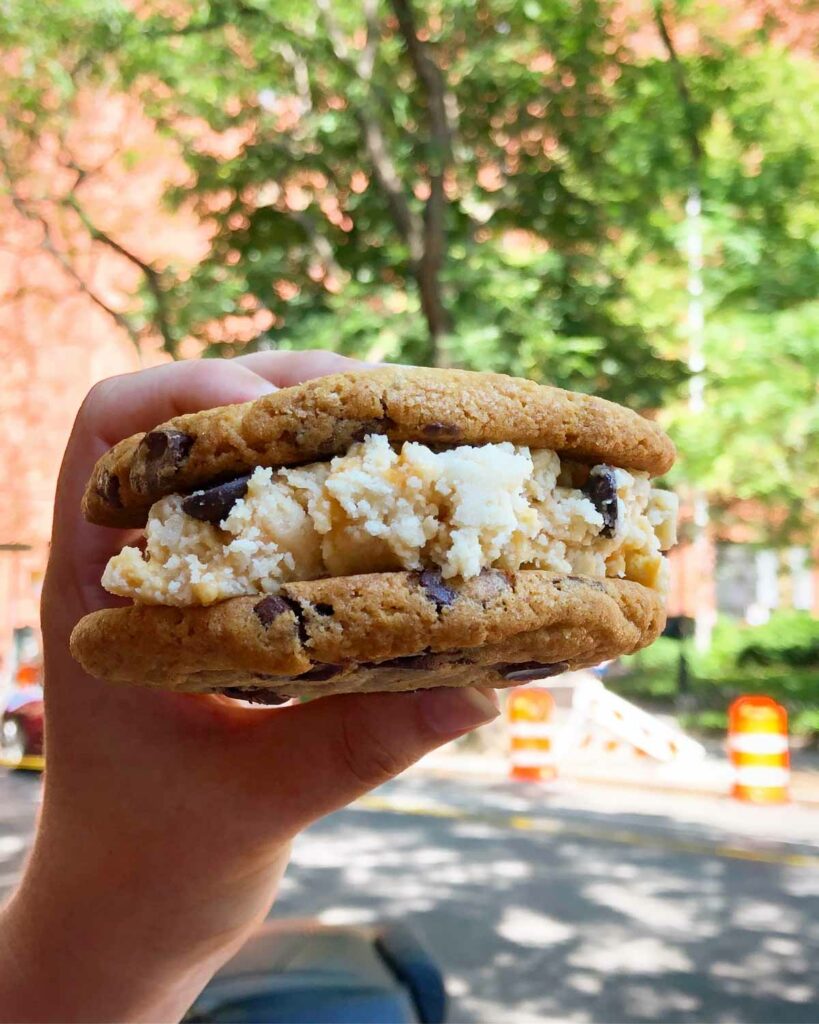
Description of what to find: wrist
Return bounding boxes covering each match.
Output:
[0,816,287,1023]
[0,872,227,1024]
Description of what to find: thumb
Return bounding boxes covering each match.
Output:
[243,686,500,835]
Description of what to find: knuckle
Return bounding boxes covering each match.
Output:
[78,374,127,422]
[76,379,116,435]
[185,357,219,381]
[82,377,115,410]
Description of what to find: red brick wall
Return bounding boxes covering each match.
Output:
[0,93,204,659]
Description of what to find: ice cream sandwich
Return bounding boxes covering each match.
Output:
[70,367,677,701]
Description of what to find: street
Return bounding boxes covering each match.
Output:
[2,768,819,1023]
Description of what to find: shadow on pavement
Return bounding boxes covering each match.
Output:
[1,768,818,1022]
[276,786,819,1024]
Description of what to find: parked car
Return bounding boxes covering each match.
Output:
[0,690,44,771]
[185,919,447,1023]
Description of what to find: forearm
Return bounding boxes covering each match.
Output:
[0,820,287,1024]
[0,900,214,1024]
[7,353,501,1021]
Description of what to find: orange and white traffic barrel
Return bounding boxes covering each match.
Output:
[728,695,790,804]
[508,687,557,783]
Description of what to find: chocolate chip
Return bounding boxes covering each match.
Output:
[583,467,618,537]
[140,429,195,490]
[314,603,335,617]
[222,688,290,705]
[282,596,309,645]
[422,422,463,440]
[143,428,194,463]
[418,569,457,610]
[316,435,343,456]
[253,595,290,627]
[352,417,396,442]
[497,661,569,682]
[182,474,251,524]
[253,594,310,643]
[298,664,343,681]
[97,471,122,508]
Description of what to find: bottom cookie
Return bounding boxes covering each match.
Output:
[70,570,665,699]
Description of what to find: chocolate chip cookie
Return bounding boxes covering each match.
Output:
[74,365,677,700]
[70,570,664,699]
[83,366,675,528]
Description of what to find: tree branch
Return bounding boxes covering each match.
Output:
[313,1,408,133]
[317,0,424,259]
[652,1,703,171]
[5,90,178,353]
[388,0,455,165]
[0,150,142,348]
[63,195,177,354]
[285,210,345,284]
[388,0,455,356]
[315,0,352,62]
[143,2,265,39]
[354,114,423,259]
[359,0,380,82]
[273,42,313,115]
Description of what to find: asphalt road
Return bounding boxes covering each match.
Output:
[2,768,818,1023]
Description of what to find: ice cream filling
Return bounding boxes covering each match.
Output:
[102,434,678,606]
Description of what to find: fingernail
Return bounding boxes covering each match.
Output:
[418,686,501,736]
[248,379,278,396]
[474,685,501,710]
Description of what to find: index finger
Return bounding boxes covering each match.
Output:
[80,352,368,448]
[232,350,372,389]
[52,352,373,597]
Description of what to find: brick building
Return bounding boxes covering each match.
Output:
[0,94,202,683]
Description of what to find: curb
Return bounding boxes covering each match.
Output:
[563,768,819,808]
[413,756,819,807]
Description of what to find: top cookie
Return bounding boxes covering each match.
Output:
[83,366,675,528]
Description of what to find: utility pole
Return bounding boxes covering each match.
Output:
[653,0,715,652]
[684,188,714,651]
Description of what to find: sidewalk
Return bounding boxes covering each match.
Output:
[413,677,819,807]
[413,746,819,806]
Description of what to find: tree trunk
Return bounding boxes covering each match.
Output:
[415,176,451,367]
[389,0,455,368]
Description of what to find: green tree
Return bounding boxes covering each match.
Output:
[1,0,817,536]
[659,44,819,538]
[1,0,691,406]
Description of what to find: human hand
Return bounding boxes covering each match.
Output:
[0,352,499,1023]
